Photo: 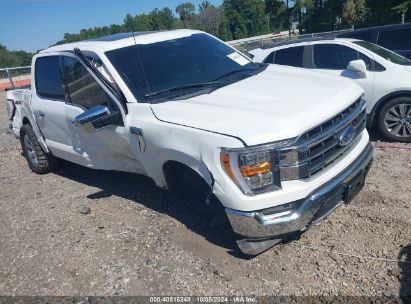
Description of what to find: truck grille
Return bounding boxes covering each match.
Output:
[279,99,366,180]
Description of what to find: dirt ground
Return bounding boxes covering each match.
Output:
[0,91,410,298]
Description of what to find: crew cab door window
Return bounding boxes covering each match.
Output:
[274,46,304,67]
[313,44,372,70]
[61,56,117,111]
[35,56,64,100]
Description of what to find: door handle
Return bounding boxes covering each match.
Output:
[130,127,146,152]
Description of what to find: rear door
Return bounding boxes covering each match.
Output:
[31,55,74,150]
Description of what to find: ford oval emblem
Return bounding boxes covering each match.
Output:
[339,126,356,147]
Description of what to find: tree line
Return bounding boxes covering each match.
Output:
[0,44,32,69]
[58,0,411,43]
[1,0,411,67]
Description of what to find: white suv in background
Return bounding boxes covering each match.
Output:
[250,38,411,142]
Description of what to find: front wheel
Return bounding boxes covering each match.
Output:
[20,124,60,174]
[377,97,411,143]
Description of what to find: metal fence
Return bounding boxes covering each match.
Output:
[0,66,31,91]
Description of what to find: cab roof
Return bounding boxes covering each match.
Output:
[40,29,202,54]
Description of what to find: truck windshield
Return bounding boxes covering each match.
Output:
[354,40,411,66]
[106,33,265,102]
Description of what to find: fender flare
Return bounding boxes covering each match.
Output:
[21,109,49,153]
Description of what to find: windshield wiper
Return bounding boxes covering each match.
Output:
[213,68,257,81]
[144,81,221,98]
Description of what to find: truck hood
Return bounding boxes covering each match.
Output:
[151,65,364,146]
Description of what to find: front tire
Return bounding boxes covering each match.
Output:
[20,124,59,174]
[377,97,411,143]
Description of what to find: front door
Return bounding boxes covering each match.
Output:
[60,54,145,173]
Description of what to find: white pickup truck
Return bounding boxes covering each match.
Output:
[6,30,373,255]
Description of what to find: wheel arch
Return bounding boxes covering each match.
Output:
[19,115,32,139]
[368,90,411,127]
[20,113,50,153]
[162,158,215,201]
[22,116,31,126]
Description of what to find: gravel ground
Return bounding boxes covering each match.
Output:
[0,91,410,298]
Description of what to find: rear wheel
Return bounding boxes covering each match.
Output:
[20,124,59,174]
[377,97,411,143]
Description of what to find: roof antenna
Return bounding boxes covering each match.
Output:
[130,22,138,46]
[128,19,151,96]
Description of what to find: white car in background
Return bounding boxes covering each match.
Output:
[250,38,411,142]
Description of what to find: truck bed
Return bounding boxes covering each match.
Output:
[6,88,32,138]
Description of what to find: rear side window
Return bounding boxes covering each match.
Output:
[378,28,411,51]
[313,44,372,70]
[62,56,115,110]
[274,46,304,67]
[35,56,64,100]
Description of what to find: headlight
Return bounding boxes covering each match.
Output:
[221,139,296,195]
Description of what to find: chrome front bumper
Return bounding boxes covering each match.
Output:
[225,143,373,239]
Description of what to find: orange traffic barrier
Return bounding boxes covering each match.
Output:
[0,79,31,91]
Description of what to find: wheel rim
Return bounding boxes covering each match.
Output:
[23,134,38,166]
[384,103,411,138]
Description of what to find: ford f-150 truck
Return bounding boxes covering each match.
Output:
[6,30,373,255]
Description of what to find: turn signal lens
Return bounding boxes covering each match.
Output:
[240,162,271,177]
[222,153,234,180]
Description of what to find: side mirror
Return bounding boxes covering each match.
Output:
[73,105,110,132]
[347,60,367,79]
